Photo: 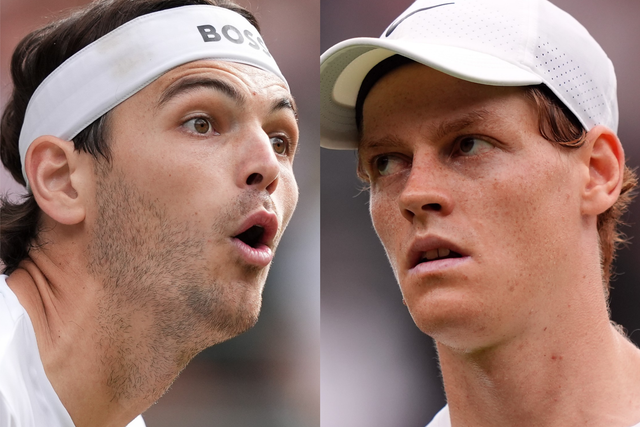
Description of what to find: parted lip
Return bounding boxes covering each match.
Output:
[232,210,279,249]
[406,234,469,270]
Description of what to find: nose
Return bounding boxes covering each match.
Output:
[398,157,454,223]
[237,130,280,195]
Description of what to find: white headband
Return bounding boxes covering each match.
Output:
[19,4,288,184]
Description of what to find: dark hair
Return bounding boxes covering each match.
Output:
[354,56,637,294]
[0,0,259,274]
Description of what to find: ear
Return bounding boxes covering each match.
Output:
[25,136,87,225]
[580,125,624,216]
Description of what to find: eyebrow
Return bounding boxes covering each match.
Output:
[272,97,298,120]
[359,134,405,151]
[157,75,297,121]
[433,109,489,141]
[359,109,491,150]
[157,76,246,109]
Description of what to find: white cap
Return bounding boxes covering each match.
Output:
[320,0,618,149]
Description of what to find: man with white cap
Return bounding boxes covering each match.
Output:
[0,0,299,426]
[321,0,640,426]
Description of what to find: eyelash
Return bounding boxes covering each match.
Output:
[366,152,410,179]
[270,134,292,156]
[182,114,296,158]
[365,135,496,179]
[450,135,495,158]
[182,115,218,136]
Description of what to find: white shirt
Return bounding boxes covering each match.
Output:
[427,405,640,427]
[0,275,145,427]
[426,406,450,427]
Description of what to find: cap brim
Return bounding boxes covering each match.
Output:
[321,37,543,150]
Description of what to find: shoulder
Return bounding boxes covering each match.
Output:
[128,415,147,426]
[0,275,74,427]
[425,405,451,427]
[0,275,27,326]
[0,274,29,362]
[0,274,33,425]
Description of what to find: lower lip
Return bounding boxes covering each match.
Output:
[232,238,274,267]
[409,256,470,276]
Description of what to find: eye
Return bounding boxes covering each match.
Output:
[270,136,288,155]
[456,137,494,156]
[183,117,215,135]
[372,154,409,177]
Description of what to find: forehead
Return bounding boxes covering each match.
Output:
[360,63,534,139]
[365,63,525,113]
[132,59,294,110]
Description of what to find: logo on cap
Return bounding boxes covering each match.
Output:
[385,2,455,37]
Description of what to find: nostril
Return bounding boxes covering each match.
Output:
[424,203,441,211]
[246,173,263,186]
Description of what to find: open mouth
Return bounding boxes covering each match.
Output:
[234,225,266,249]
[417,248,463,264]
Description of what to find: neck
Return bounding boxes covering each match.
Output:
[7,254,200,427]
[437,281,640,427]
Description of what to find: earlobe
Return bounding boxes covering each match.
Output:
[25,136,86,225]
[581,125,624,216]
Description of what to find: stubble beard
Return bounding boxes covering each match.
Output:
[87,164,268,402]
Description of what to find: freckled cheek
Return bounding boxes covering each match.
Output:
[370,192,404,270]
[479,170,576,275]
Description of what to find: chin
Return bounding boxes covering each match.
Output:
[225,287,264,338]
[227,293,262,336]
[174,275,265,349]
[407,291,503,352]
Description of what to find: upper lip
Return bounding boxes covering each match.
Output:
[233,210,279,248]
[406,234,468,269]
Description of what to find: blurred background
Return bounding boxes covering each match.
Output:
[0,0,319,426]
[4,1,640,426]
[321,1,640,427]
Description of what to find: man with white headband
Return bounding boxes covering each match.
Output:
[321,0,640,426]
[0,0,299,426]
